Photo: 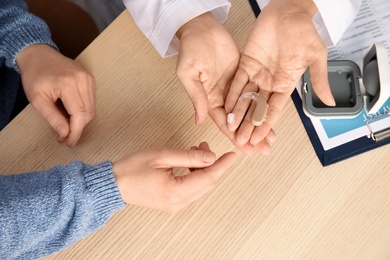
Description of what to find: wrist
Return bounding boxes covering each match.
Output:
[269,0,318,17]
[16,44,57,71]
[176,12,219,40]
[112,160,126,203]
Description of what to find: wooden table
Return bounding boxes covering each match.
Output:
[1,1,390,259]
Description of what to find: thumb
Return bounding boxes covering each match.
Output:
[179,77,209,125]
[152,148,217,169]
[309,60,336,107]
[32,98,70,138]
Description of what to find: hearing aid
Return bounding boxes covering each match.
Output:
[227,92,268,127]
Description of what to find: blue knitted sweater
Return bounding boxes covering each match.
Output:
[0,1,126,258]
[0,0,59,129]
[0,161,126,259]
[0,0,58,70]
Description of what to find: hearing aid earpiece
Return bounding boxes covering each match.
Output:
[227,92,268,127]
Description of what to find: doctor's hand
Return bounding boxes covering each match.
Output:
[16,44,96,148]
[176,12,261,155]
[225,0,335,150]
[113,142,237,214]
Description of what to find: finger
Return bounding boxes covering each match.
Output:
[235,101,256,145]
[77,72,96,121]
[249,92,288,145]
[190,142,210,152]
[265,128,277,145]
[227,82,258,132]
[254,129,276,155]
[165,151,237,213]
[209,106,256,155]
[60,88,90,147]
[225,67,249,113]
[177,74,209,125]
[174,151,237,197]
[31,97,70,139]
[151,148,217,169]
[189,142,211,172]
[227,97,252,132]
[189,146,197,172]
[198,141,211,152]
[309,51,335,107]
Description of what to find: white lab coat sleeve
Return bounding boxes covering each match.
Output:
[256,0,362,46]
[313,0,362,45]
[123,0,231,57]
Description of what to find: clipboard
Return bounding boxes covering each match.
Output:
[247,0,390,166]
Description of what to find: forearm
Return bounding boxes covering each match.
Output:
[0,0,57,71]
[123,0,231,57]
[0,160,125,259]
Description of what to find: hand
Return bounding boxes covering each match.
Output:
[112,142,237,213]
[176,13,262,155]
[16,44,96,148]
[225,0,335,149]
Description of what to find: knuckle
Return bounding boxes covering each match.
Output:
[206,175,217,189]
[161,195,184,214]
[87,110,96,120]
[44,111,59,128]
[73,69,89,80]
[186,150,199,165]
[165,192,182,205]
[149,148,168,166]
[57,73,78,87]
[29,98,40,109]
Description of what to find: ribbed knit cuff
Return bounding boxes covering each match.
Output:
[2,22,58,72]
[83,161,126,218]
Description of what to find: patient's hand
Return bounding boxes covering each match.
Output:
[113,142,236,213]
[17,44,95,148]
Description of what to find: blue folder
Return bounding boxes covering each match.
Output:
[247,0,390,166]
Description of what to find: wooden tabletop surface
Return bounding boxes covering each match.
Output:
[1,1,390,259]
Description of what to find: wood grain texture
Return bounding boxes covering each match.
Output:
[1,1,390,259]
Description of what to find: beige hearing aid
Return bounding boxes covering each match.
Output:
[251,94,268,126]
[227,92,268,127]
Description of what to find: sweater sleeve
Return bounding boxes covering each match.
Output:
[0,0,58,71]
[0,160,126,259]
[123,0,231,57]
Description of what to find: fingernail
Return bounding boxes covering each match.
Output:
[326,96,336,107]
[203,151,216,163]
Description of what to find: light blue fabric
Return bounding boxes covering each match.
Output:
[0,160,126,259]
[0,3,126,258]
[0,0,58,129]
[0,0,57,70]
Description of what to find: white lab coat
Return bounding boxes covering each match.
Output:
[123,0,362,57]
[123,0,231,57]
